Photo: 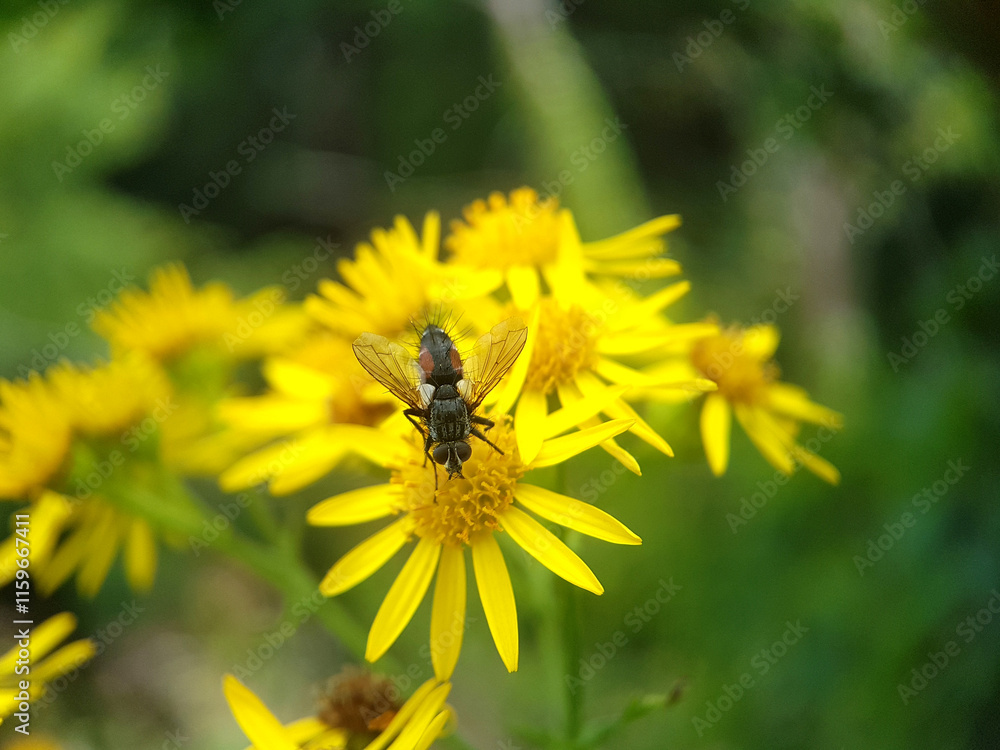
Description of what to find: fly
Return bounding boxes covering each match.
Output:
[352,317,528,491]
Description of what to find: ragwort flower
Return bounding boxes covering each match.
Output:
[308,415,641,679]
[0,356,199,596]
[224,670,453,750]
[219,334,396,495]
[688,323,843,483]
[460,218,716,473]
[444,187,682,308]
[305,213,500,340]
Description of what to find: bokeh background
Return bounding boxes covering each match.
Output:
[2,0,999,748]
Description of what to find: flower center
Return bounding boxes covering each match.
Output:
[445,188,562,270]
[689,329,776,403]
[523,300,599,393]
[317,668,400,736]
[393,418,523,547]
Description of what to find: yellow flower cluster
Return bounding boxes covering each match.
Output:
[0,265,303,597]
[212,187,842,700]
[0,186,842,749]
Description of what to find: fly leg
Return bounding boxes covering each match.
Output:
[470,425,504,456]
[404,407,438,504]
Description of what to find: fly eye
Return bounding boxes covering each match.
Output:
[432,445,451,465]
[454,442,472,462]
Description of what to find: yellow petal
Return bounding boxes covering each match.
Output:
[789,444,842,485]
[366,538,441,663]
[766,382,843,428]
[583,257,682,278]
[582,214,681,259]
[575,372,673,456]
[124,518,157,592]
[268,453,346,496]
[544,385,629,439]
[365,679,439,750]
[320,518,410,596]
[430,545,466,681]
[514,387,547,465]
[307,485,402,526]
[77,509,123,598]
[742,325,780,359]
[472,534,518,672]
[412,710,453,750]
[700,393,732,476]
[734,405,795,474]
[218,395,328,433]
[0,613,74,674]
[220,434,341,493]
[515,484,641,544]
[623,281,690,319]
[421,211,441,258]
[492,304,540,415]
[501,507,603,595]
[506,265,540,310]
[263,358,337,399]
[530,419,635,468]
[31,638,95,685]
[223,674,298,750]
[385,682,452,750]
[595,434,642,475]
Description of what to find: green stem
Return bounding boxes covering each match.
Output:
[551,461,584,747]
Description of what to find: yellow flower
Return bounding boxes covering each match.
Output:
[305,213,500,340]
[309,415,641,678]
[0,357,198,596]
[0,374,72,500]
[460,232,716,473]
[444,187,682,308]
[0,613,95,721]
[688,324,843,483]
[218,334,396,495]
[92,263,305,363]
[224,670,453,750]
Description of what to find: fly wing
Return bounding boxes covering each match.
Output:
[464,317,528,408]
[352,332,424,410]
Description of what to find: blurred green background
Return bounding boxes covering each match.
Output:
[2,0,999,748]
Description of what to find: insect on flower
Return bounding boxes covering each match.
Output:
[352,317,528,489]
